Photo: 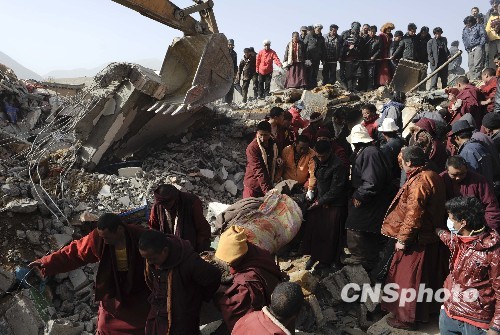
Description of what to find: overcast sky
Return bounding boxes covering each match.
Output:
[1,0,485,76]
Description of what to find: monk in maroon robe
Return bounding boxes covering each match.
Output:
[29,213,150,335]
[149,184,211,253]
[214,226,283,333]
[456,76,484,129]
[138,230,221,335]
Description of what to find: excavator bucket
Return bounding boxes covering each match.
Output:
[159,33,234,111]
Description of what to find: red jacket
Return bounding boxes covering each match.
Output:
[440,170,500,232]
[439,229,500,331]
[256,49,282,75]
[481,77,497,113]
[216,244,282,331]
[288,106,309,138]
[38,224,150,333]
[233,307,290,335]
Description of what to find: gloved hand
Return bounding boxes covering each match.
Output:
[305,60,312,67]
[306,189,314,201]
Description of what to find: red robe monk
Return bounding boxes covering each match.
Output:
[480,74,497,113]
[214,226,283,333]
[149,184,211,253]
[456,81,483,129]
[30,214,150,335]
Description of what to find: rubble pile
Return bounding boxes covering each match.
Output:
[0,61,449,334]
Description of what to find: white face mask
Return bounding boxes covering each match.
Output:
[447,218,459,234]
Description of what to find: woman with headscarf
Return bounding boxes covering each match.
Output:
[409,118,448,173]
[377,23,395,86]
[283,31,308,89]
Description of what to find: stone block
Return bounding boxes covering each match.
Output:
[68,269,89,291]
[5,293,44,335]
[45,320,84,335]
[289,270,319,296]
[5,199,38,213]
[117,167,143,178]
[224,180,237,196]
[0,268,15,292]
[51,234,73,249]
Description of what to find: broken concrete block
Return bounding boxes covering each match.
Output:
[322,308,337,323]
[5,292,45,335]
[306,294,324,327]
[289,270,319,296]
[218,167,228,181]
[25,107,42,130]
[117,196,131,207]
[5,199,38,213]
[0,268,15,293]
[1,184,20,197]
[98,185,111,197]
[300,90,329,120]
[45,320,84,335]
[320,265,370,304]
[199,169,215,179]
[26,230,41,245]
[16,230,26,239]
[220,158,234,169]
[51,234,73,249]
[117,167,143,178]
[224,180,237,196]
[69,269,89,291]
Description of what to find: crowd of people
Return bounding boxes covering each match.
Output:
[24,3,500,335]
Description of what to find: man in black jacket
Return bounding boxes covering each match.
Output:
[427,27,450,90]
[225,39,238,104]
[323,24,343,85]
[340,22,362,91]
[237,48,256,103]
[304,23,326,88]
[394,23,419,62]
[416,26,431,65]
[362,25,381,91]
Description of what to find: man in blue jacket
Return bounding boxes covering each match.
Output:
[462,15,487,80]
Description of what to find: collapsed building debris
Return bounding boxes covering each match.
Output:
[0,59,452,334]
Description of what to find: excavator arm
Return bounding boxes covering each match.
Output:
[110,0,232,111]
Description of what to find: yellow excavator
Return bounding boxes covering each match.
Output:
[112,0,233,111]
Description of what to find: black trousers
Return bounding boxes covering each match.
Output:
[366,61,377,91]
[308,60,321,88]
[430,64,448,89]
[252,73,258,97]
[322,61,338,85]
[346,229,386,271]
[224,84,234,104]
[344,61,360,91]
[258,73,272,98]
[241,79,251,102]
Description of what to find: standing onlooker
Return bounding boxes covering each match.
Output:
[299,26,308,42]
[379,118,405,186]
[237,48,256,103]
[471,6,486,25]
[427,27,450,90]
[248,47,259,100]
[381,146,446,330]
[283,32,307,89]
[362,25,381,91]
[390,30,404,71]
[341,22,362,91]
[256,40,283,99]
[486,2,500,68]
[304,24,326,88]
[377,23,395,86]
[323,24,343,85]
[448,40,464,75]
[416,26,431,65]
[437,196,499,335]
[225,39,238,104]
[485,0,500,26]
[394,23,419,62]
[462,16,487,80]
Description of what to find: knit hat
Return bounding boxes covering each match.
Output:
[350,124,373,144]
[316,128,332,139]
[449,120,474,137]
[215,226,248,265]
[483,112,500,129]
[309,112,323,123]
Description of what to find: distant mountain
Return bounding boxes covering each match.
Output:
[44,58,163,79]
[0,51,43,80]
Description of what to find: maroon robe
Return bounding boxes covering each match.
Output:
[243,138,277,198]
[377,32,392,86]
[38,225,150,335]
[216,244,283,332]
[144,235,221,335]
[456,84,484,129]
[233,307,289,335]
[149,191,211,252]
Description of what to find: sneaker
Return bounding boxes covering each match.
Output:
[386,316,416,330]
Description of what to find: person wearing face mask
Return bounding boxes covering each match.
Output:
[440,156,500,233]
[436,196,500,335]
[381,146,446,330]
[149,184,212,253]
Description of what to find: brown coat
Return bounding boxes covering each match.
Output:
[382,167,446,245]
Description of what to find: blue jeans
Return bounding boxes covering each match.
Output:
[439,309,486,335]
